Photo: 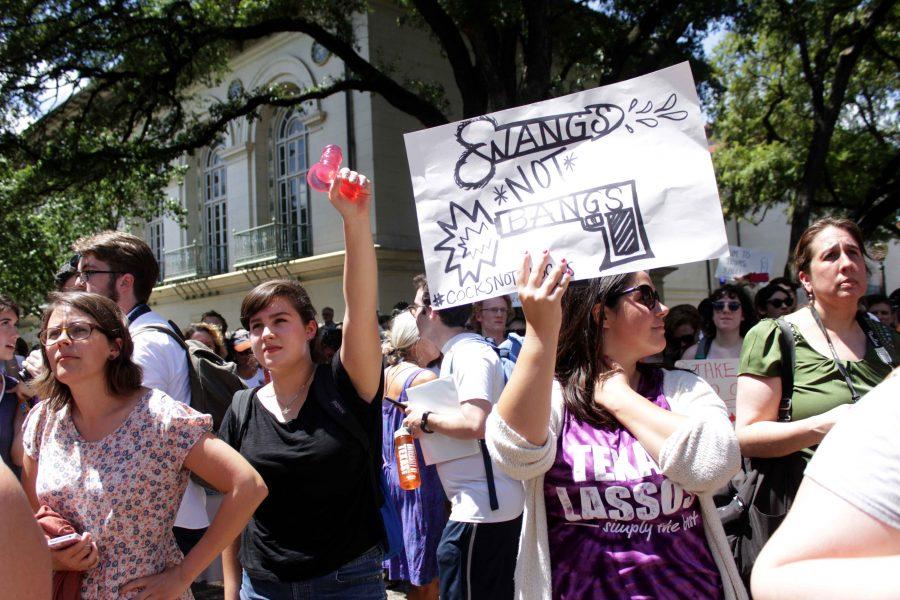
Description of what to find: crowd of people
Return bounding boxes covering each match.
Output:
[0,162,898,600]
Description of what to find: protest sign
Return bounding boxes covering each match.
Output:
[404,62,729,308]
[715,245,774,280]
[675,358,740,423]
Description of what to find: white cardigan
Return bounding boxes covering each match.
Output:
[485,368,748,600]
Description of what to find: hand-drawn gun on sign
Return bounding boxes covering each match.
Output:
[492,180,655,270]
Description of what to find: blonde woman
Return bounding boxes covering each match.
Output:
[381,312,446,600]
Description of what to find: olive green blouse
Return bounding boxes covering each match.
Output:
[739,318,897,456]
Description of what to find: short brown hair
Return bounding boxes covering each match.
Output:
[793,217,870,277]
[469,295,513,334]
[72,231,159,304]
[413,273,471,328]
[35,292,143,412]
[0,295,20,319]
[240,279,317,329]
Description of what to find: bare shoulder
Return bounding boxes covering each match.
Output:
[411,369,438,387]
[681,343,699,360]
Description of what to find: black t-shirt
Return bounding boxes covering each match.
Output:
[218,354,383,581]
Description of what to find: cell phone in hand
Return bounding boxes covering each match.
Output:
[47,532,82,549]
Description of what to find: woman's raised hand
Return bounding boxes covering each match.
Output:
[517,250,571,340]
[328,167,371,219]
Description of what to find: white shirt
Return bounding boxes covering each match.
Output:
[130,309,209,529]
[805,375,900,530]
[437,333,525,523]
[239,368,266,388]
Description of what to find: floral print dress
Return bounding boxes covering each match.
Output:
[23,389,212,599]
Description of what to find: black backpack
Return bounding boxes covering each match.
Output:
[133,324,246,432]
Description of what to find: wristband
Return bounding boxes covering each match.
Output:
[420,411,434,434]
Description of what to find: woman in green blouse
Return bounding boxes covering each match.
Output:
[736,218,898,463]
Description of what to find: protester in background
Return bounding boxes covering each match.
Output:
[486,254,745,600]
[684,284,756,360]
[751,373,900,600]
[381,311,446,600]
[736,218,898,557]
[318,326,343,365]
[769,277,801,308]
[0,461,50,599]
[21,292,266,599]
[469,295,512,346]
[663,304,702,367]
[0,296,24,472]
[320,306,337,331]
[55,254,82,292]
[201,310,233,360]
[404,275,524,600]
[231,329,265,388]
[862,293,894,328]
[184,322,227,359]
[754,281,795,319]
[219,169,388,599]
[70,230,211,556]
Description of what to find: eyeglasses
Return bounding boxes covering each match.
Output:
[407,303,427,316]
[480,307,508,316]
[610,284,660,311]
[75,270,123,283]
[767,297,793,309]
[39,322,106,346]
[712,301,742,312]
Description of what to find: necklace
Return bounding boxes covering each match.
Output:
[273,369,317,419]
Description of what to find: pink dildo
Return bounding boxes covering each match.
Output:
[307,144,366,201]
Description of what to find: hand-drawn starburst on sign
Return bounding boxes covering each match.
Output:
[431,292,445,308]
[563,153,577,172]
[434,201,499,287]
[492,185,509,205]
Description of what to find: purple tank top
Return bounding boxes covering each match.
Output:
[543,369,722,599]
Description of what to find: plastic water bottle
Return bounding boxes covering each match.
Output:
[307,144,367,201]
[394,426,421,491]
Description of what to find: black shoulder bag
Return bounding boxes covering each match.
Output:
[716,318,801,584]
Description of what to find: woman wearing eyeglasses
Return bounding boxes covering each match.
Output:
[485,255,745,600]
[683,285,757,361]
[19,292,266,599]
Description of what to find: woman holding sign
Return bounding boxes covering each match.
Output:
[485,252,745,600]
[734,218,898,577]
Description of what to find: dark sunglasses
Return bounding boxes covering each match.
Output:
[676,334,696,347]
[713,301,741,312]
[766,297,793,309]
[610,284,660,311]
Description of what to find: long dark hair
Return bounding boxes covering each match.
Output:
[555,273,654,430]
[35,292,143,412]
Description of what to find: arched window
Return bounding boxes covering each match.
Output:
[275,109,311,257]
[204,147,228,273]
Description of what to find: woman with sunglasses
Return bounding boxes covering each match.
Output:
[754,282,795,320]
[20,292,266,599]
[683,285,757,360]
[485,254,745,600]
[736,219,898,561]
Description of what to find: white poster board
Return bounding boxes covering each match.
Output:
[404,62,728,308]
[715,245,774,280]
[404,376,480,465]
[675,358,740,423]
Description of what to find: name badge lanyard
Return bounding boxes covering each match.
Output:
[809,305,861,402]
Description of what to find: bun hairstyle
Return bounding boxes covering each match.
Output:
[383,312,420,366]
[35,292,143,412]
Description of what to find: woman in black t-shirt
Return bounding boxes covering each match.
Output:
[220,168,387,600]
